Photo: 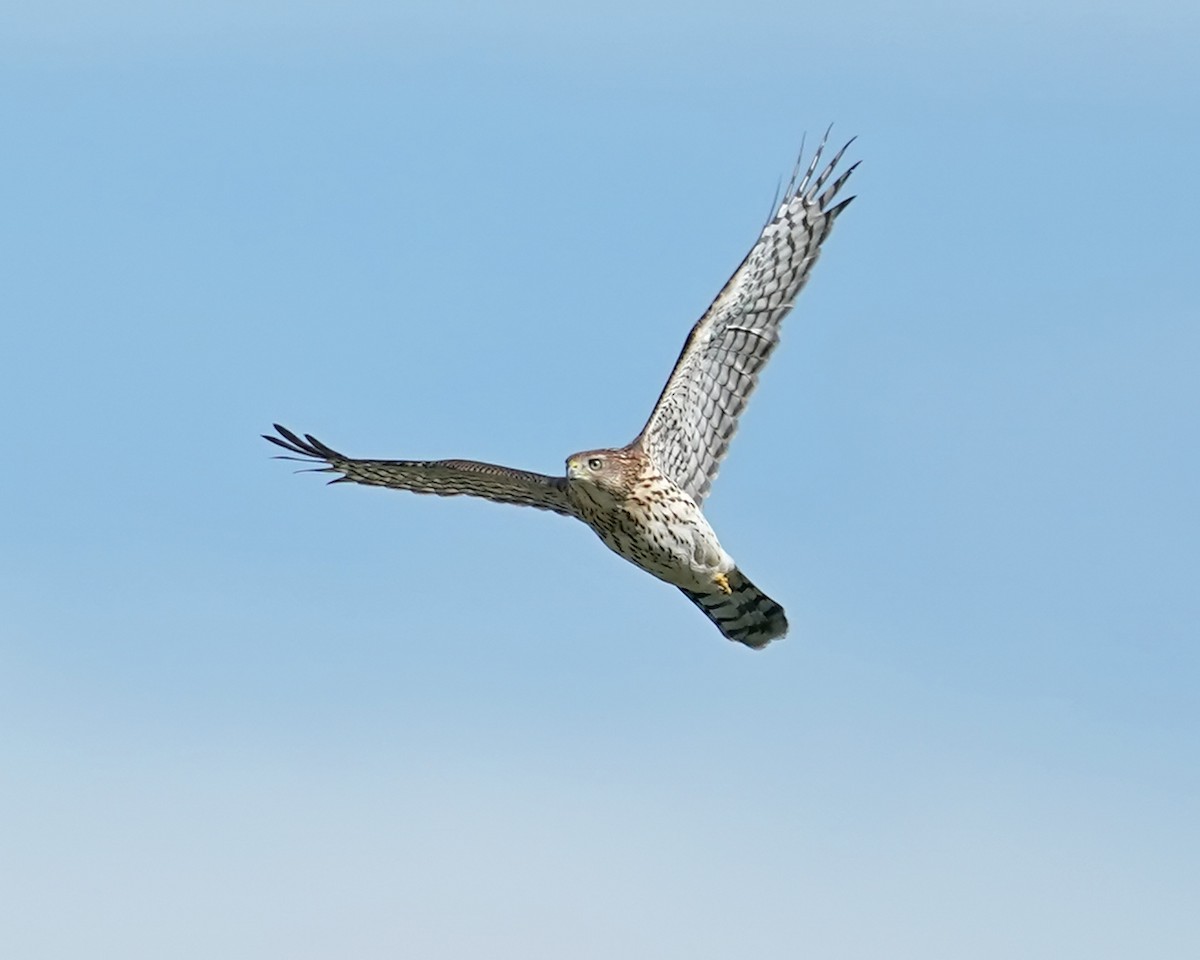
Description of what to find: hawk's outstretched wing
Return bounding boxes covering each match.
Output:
[264,425,578,517]
[635,133,857,506]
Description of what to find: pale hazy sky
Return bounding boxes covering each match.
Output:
[2,2,1197,958]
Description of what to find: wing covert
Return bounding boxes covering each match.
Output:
[635,133,858,505]
[264,425,578,517]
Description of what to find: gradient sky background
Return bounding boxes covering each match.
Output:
[2,2,1197,957]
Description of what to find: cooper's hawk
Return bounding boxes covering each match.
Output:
[266,134,857,648]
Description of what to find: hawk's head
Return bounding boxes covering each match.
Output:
[565,448,641,504]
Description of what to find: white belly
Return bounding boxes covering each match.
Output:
[583,498,734,591]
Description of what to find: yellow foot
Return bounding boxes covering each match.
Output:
[713,572,732,595]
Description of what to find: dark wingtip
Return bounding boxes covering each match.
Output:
[264,423,326,460]
[263,432,298,452]
[828,195,857,220]
[275,424,308,447]
[302,433,339,459]
[262,423,350,467]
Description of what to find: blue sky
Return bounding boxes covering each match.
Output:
[2,2,1197,957]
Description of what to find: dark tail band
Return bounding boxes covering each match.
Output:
[680,569,788,649]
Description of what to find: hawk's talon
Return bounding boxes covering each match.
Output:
[713,572,732,595]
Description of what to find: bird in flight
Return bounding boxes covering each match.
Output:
[266,134,857,649]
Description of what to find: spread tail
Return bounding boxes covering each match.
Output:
[680,569,788,649]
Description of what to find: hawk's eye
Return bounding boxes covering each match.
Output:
[587,457,603,471]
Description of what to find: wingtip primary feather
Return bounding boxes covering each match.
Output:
[784,130,809,196]
[827,195,856,221]
[783,128,858,210]
[264,433,302,455]
[795,126,832,197]
[806,136,856,203]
